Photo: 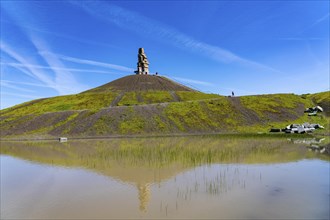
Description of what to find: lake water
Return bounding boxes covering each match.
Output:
[1,136,329,219]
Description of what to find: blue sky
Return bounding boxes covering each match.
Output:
[1,1,329,109]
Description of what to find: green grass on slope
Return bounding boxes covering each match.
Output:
[164,101,211,131]
[240,94,310,117]
[176,91,222,101]
[306,91,330,116]
[1,92,329,137]
[1,92,118,117]
[117,91,221,106]
[307,91,330,104]
[140,91,173,104]
[238,93,329,133]
[117,91,174,106]
[163,97,237,132]
[117,92,139,106]
[163,94,328,133]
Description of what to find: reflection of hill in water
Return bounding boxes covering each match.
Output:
[1,136,327,212]
[1,137,328,211]
[1,136,326,180]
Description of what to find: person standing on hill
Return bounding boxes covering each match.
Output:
[232,91,234,97]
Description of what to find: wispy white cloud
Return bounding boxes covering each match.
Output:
[278,37,325,41]
[172,76,214,87]
[1,2,89,96]
[2,19,119,49]
[29,36,89,94]
[39,52,135,73]
[0,41,56,86]
[297,13,330,36]
[1,80,51,88]
[1,92,42,99]
[313,13,329,26]
[1,41,88,95]
[71,1,280,73]
[0,62,123,75]
[0,81,35,93]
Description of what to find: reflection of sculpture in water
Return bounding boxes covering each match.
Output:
[137,183,151,212]
[135,48,149,75]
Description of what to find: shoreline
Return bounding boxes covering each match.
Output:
[0,131,318,142]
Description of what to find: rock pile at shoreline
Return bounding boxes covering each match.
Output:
[305,106,323,116]
[270,123,324,134]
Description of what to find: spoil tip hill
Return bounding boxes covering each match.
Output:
[1,75,329,138]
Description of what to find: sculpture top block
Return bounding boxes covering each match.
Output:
[135,48,149,75]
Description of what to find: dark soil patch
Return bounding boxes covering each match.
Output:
[228,97,260,125]
[86,75,195,92]
[109,92,125,107]
[267,103,305,122]
[170,91,181,102]
[1,111,76,136]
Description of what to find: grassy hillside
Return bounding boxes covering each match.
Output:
[306,91,330,116]
[0,90,222,117]
[0,92,119,117]
[1,91,329,138]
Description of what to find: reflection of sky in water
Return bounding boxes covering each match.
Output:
[1,155,329,219]
[152,161,329,218]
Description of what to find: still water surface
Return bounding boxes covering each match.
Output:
[1,136,329,219]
